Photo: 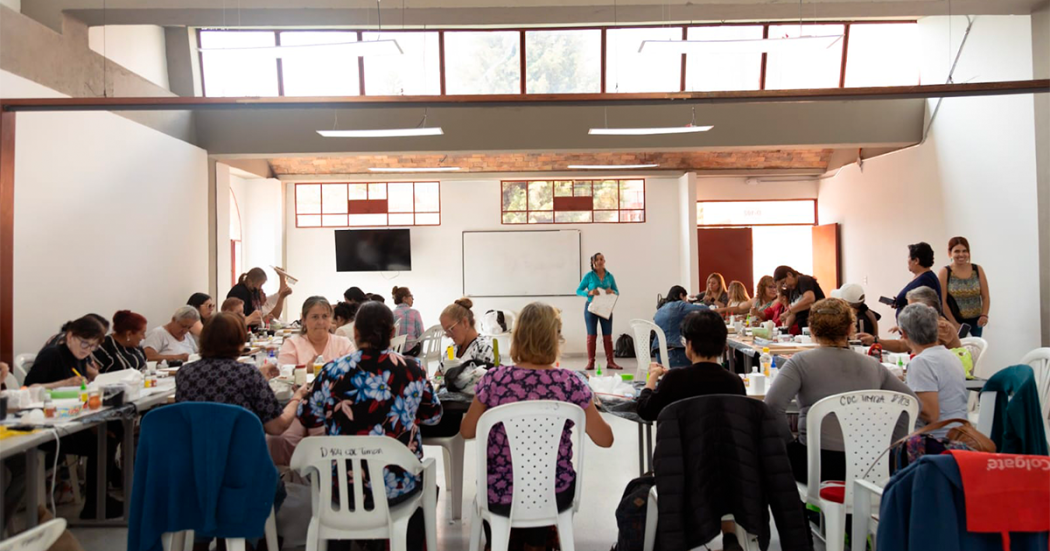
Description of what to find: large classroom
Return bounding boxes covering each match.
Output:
[0,0,1048,550]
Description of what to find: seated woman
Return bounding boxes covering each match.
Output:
[392,286,425,356]
[697,273,729,308]
[898,304,968,437]
[94,310,148,373]
[143,306,199,362]
[25,316,123,518]
[297,302,442,551]
[762,289,800,334]
[332,301,359,341]
[186,292,214,346]
[461,302,614,551]
[749,276,779,320]
[764,298,916,483]
[832,283,880,336]
[40,313,110,351]
[653,285,709,368]
[856,286,962,352]
[714,280,752,317]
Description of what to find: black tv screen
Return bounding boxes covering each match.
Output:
[334,229,412,272]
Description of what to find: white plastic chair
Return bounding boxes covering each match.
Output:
[851,480,883,551]
[959,337,989,378]
[1020,347,1050,444]
[630,319,668,382]
[13,353,34,386]
[391,335,408,354]
[160,510,278,551]
[0,518,66,551]
[421,433,465,521]
[975,391,998,437]
[467,401,587,551]
[799,390,919,551]
[416,325,446,378]
[643,487,759,551]
[290,435,438,551]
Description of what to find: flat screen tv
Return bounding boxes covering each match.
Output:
[334,229,412,272]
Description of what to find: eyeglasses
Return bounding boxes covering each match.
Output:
[73,335,100,351]
[442,320,459,337]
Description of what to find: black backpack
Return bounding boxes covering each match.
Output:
[614,475,656,551]
[614,334,635,358]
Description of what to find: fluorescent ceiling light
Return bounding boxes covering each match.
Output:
[568,164,659,169]
[588,125,712,136]
[318,127,444,138]
[639,35,843,55]
[368,167,461,172]
[200,39,403,60]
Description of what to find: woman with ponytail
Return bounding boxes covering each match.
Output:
[575,252,621,370]
[226,267,292,327]
[391,286,425,356]
[94,310,149,373]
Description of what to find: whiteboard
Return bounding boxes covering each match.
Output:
[462,230,581,297]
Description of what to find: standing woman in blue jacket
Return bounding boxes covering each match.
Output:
[577,252,621,370]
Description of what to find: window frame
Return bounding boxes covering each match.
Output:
[695,198,818,227]
[501,179,646,225]
[294,181,441,228]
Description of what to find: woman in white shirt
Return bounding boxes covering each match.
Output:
[143,306,200,362]
[715,280,754,317]
[898,303,969,437]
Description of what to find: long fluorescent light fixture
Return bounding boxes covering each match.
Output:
[567,164,659,169]
[318,127,444,138]
[200,39,403,60]
[639,34,843,55]
[369,167,461,173]
[588,125,712,136]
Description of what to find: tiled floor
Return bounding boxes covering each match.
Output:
[56,355,820,550]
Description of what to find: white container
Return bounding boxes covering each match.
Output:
[751,373,767,394]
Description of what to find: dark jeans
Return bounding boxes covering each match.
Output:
[787,439,846,484]
[958,317,984,337]
[583,304,613,337]
[484,483,575,547]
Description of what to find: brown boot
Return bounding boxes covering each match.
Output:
[585,335,597,370]
[603,335,623,369]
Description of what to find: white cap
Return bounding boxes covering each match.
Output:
[831,283,865,304]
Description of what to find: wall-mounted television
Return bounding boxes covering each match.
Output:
[334,229,412,272]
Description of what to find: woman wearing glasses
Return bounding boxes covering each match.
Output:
[25,315,106,388]
[437,298,495,384]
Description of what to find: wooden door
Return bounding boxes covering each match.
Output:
[697,228,754,293]
[812,223,840,292]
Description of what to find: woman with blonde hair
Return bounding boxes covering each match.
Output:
[437,298,494,388]
[715,280,753,316]
[697,273,729,308]
[461,302,613,550]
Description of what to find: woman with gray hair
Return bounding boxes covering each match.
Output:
[856,286,962,352]
[898,303,969,436]
[143,305,200,362]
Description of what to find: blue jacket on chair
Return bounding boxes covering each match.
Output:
[983,365,1049,456]
[127,403,278,551]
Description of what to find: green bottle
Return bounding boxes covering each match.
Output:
[596,362,603,376]
[492,338,500,367]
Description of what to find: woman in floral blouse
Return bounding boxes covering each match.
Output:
[297,301,442,549]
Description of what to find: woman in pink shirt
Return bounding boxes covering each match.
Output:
[269,296,354,465]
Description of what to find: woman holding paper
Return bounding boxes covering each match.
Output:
[576,252,621,370]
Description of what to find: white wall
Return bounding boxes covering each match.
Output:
[284,177,688,354]
[88,25,170,91]
[696,177,819,201]
[2,70,208,356]
[215,167,285,300]
[819,15,1041,374]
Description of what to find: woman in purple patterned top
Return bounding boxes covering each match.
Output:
[461,302,614,548]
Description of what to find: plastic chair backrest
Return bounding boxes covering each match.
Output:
[13,353,34,386]
[1020,348,1050,435]
[391,335,408,354]
[290,435,424,532]
[418,325,446,376]
[475,400,586,524]
[630,319,668,380]
[959,337,989,378]
[805,390,918,505]
[0,518,67,551]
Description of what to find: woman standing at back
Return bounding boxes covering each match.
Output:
[575,252,621,370]
[227,267,291,327]
[392,286,425,356]
[938,236,991,337]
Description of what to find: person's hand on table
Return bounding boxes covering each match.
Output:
[58,375,85,388]
[261,363,280,380]
[245,310,263,327]
[292,383,310,402]
[176,353,190,362]
[782,312,796,330]
[856,333,876,346]
[645,363,668,389]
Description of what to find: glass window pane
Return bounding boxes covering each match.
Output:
[388,183,414,212]
[297,214,321,227]
[279,32,360,96]
[594,181,619,210]
[554,181,574,197]
[620,180,645,209]
[322,184,348,214]
[363,32,441,96]
[368,183,387,200]
[573,182,593,196]
[199,31,279,97]
[607,27,682,93]
[389,213,414,226]
[349,213,388,226]
[528,181,553,211]
[594,210,618,223]
[502,182,528,211]
[415,213,440,225]
[348,183,369,201]
[296,184,321,214]
[622,210,645,222]
[503,212,527,224]
[322,214,348,226]
[445,31,521,94]
[845,23,920,87]
[555,211,593,223]
[528,211,554,224]
[765,25,845,90]
[685,26,763,91]
[525,29,601,94]
[696,200,816,225]
[414,182,440,212]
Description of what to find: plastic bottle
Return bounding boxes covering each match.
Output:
[148,369,158,389]
[747,365,759,387]
[897,356,906,375]
[79,379,89,403]
[313,354,325,377]
[596,361,603,377]
[745,314,752,328]
[760,347,773,378]
[492,339,501,367]
[293,365,307,386]
[768,356,778,383]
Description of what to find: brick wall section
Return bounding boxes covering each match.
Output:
[268,149,833,175]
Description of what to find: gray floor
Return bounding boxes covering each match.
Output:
[59,355,820,551]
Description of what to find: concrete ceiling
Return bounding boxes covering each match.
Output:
[22,0,1049,32]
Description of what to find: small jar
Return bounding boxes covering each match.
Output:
[87,388,102,411]
[43,395,56,419]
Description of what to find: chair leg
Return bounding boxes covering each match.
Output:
[225,539,247,551]
[449,435,465,521]
[852,493,870,551]
[555,512,576,551]
[643,487,658,551]
[390,518,409,551]
[265,507,279,551]
[487,516,512,551]
[423,479,439,551]
[823,502,846,551]
[468,506,484,551]
[305,520,319,551]
[67,457,82,505]
[439,445,453,515]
